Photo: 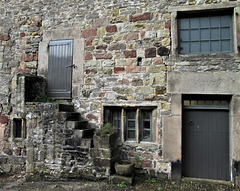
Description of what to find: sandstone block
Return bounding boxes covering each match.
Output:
[123,33,139,40]
[130,12,151,22]
[106,25,117,33]
[111,175,134,186]
[85,52,93,60]
[124,50,136,58]
[109,43,126,51]
[145,48,156,58]
[94,53,112,59]
[126,66,146,73]
[82,28,97,38]
[114,67,125,74]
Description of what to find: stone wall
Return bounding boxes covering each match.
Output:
[0,0,240,182]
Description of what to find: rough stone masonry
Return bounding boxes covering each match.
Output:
[0,0,240,186]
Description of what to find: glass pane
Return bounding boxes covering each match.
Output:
[190,18,199,28]
[180,30,189,41]
[201,28,210,40]
[210,17,220,27]
[213,100,220,106]
[143,121,150,129]
[221,100,228,106]
[184,100,190,106]
[180,42,189,54]
[142,111,150,119]
[143,131,150,141]
[191,100,197,106]
[221,28,230,39]
[206,100,212,106]
[221,15,231,27]
[200,41,210,53]
[180,18,189,29]
[128,130,135,139]
[190,42,200,54]
[128,121,135,128]
[127,111,135,119]
[221,40,231,52]
[198,100,205,106]
[200,17,210,28]
[190,29,200,41]
[211,28,220,40]
[210,41,220,52]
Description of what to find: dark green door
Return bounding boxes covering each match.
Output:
[182,108,230,181]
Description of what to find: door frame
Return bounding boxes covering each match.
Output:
[182,94,232,181]
[38,28,84,99]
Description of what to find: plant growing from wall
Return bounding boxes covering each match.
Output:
[32,94,55,103]
[134,155,142,168]
[95,123,116,136]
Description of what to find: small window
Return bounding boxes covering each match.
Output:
[178,10,233,54]
[13,118,26,139]
[104,107,155,142]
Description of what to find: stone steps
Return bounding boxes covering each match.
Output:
[58,104,74,112]
[66,120,88,129]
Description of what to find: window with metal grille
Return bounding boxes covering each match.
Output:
[178,10,233,54]
[104,107,154,142]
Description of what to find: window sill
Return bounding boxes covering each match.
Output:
[120,140,159,149]
[170,52,238,62]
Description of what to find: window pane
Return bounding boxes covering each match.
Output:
[200,41,210,53]
[190,29,200,41]
[127,111,135,119]
[190,18,199,28]
[143,121,151,129]
[143,131,150,141]
[221,15,231,27]
[221,40,231,52]
[180,42,189,54]
[142,111,150,119]
[211,28,220,40]
[190,42,200,53]
[210,17,220,27]
[180,30,189,41]
[180,18,189,29]
[210,41,220,52]
[127,130,135,139]
[221,28,230,39]
[201,29,210,40]
[128,121,135,128]
[200,17,210,28]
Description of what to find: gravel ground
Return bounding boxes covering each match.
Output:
[0,175,236,191]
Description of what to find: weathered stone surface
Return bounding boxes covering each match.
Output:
[111,174,134,186]
[124,50,136,58]
[94,53,112,59]
[108,43,126,51]
[145,48,156,58]
[123,33,139,40]
[82,28,97,38]
[106,25,117,33]
[130,12,151,22]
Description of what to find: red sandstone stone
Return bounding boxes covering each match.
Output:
[142,160,152,168]
[85,52,93,60]
[0,115,9,124]
[21,53,33,62]
[142,152,153,160]
[20,33,25,38]
[126,66,146,73]
[18,68,32,74]
[165,21,171,29]
[153,57,163,65]
[114,67,125,74]
[86,114,98,121]
[123,33,139,40]
[106,25,117,33]
[99,92,105,97]
[94,53,112,59]
[0,35,10,41]
[119,78,129,85]
[145,48,156,58]
[85,39,92,46]
[140,31,145,39]
[33,54,38,61]
[82,28,97,38]
[130,12,151,22]
[124,50,136,58]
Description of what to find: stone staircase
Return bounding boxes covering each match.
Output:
[57,104,95,178]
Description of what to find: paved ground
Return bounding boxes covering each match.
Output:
[0,175,236,191]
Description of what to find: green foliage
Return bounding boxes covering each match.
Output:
[134,155,142,168]
[117,181,126,188]
[145,178,156,183]
[95,123,116,136]
[33,94,55,103]
[157,186,162,191]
